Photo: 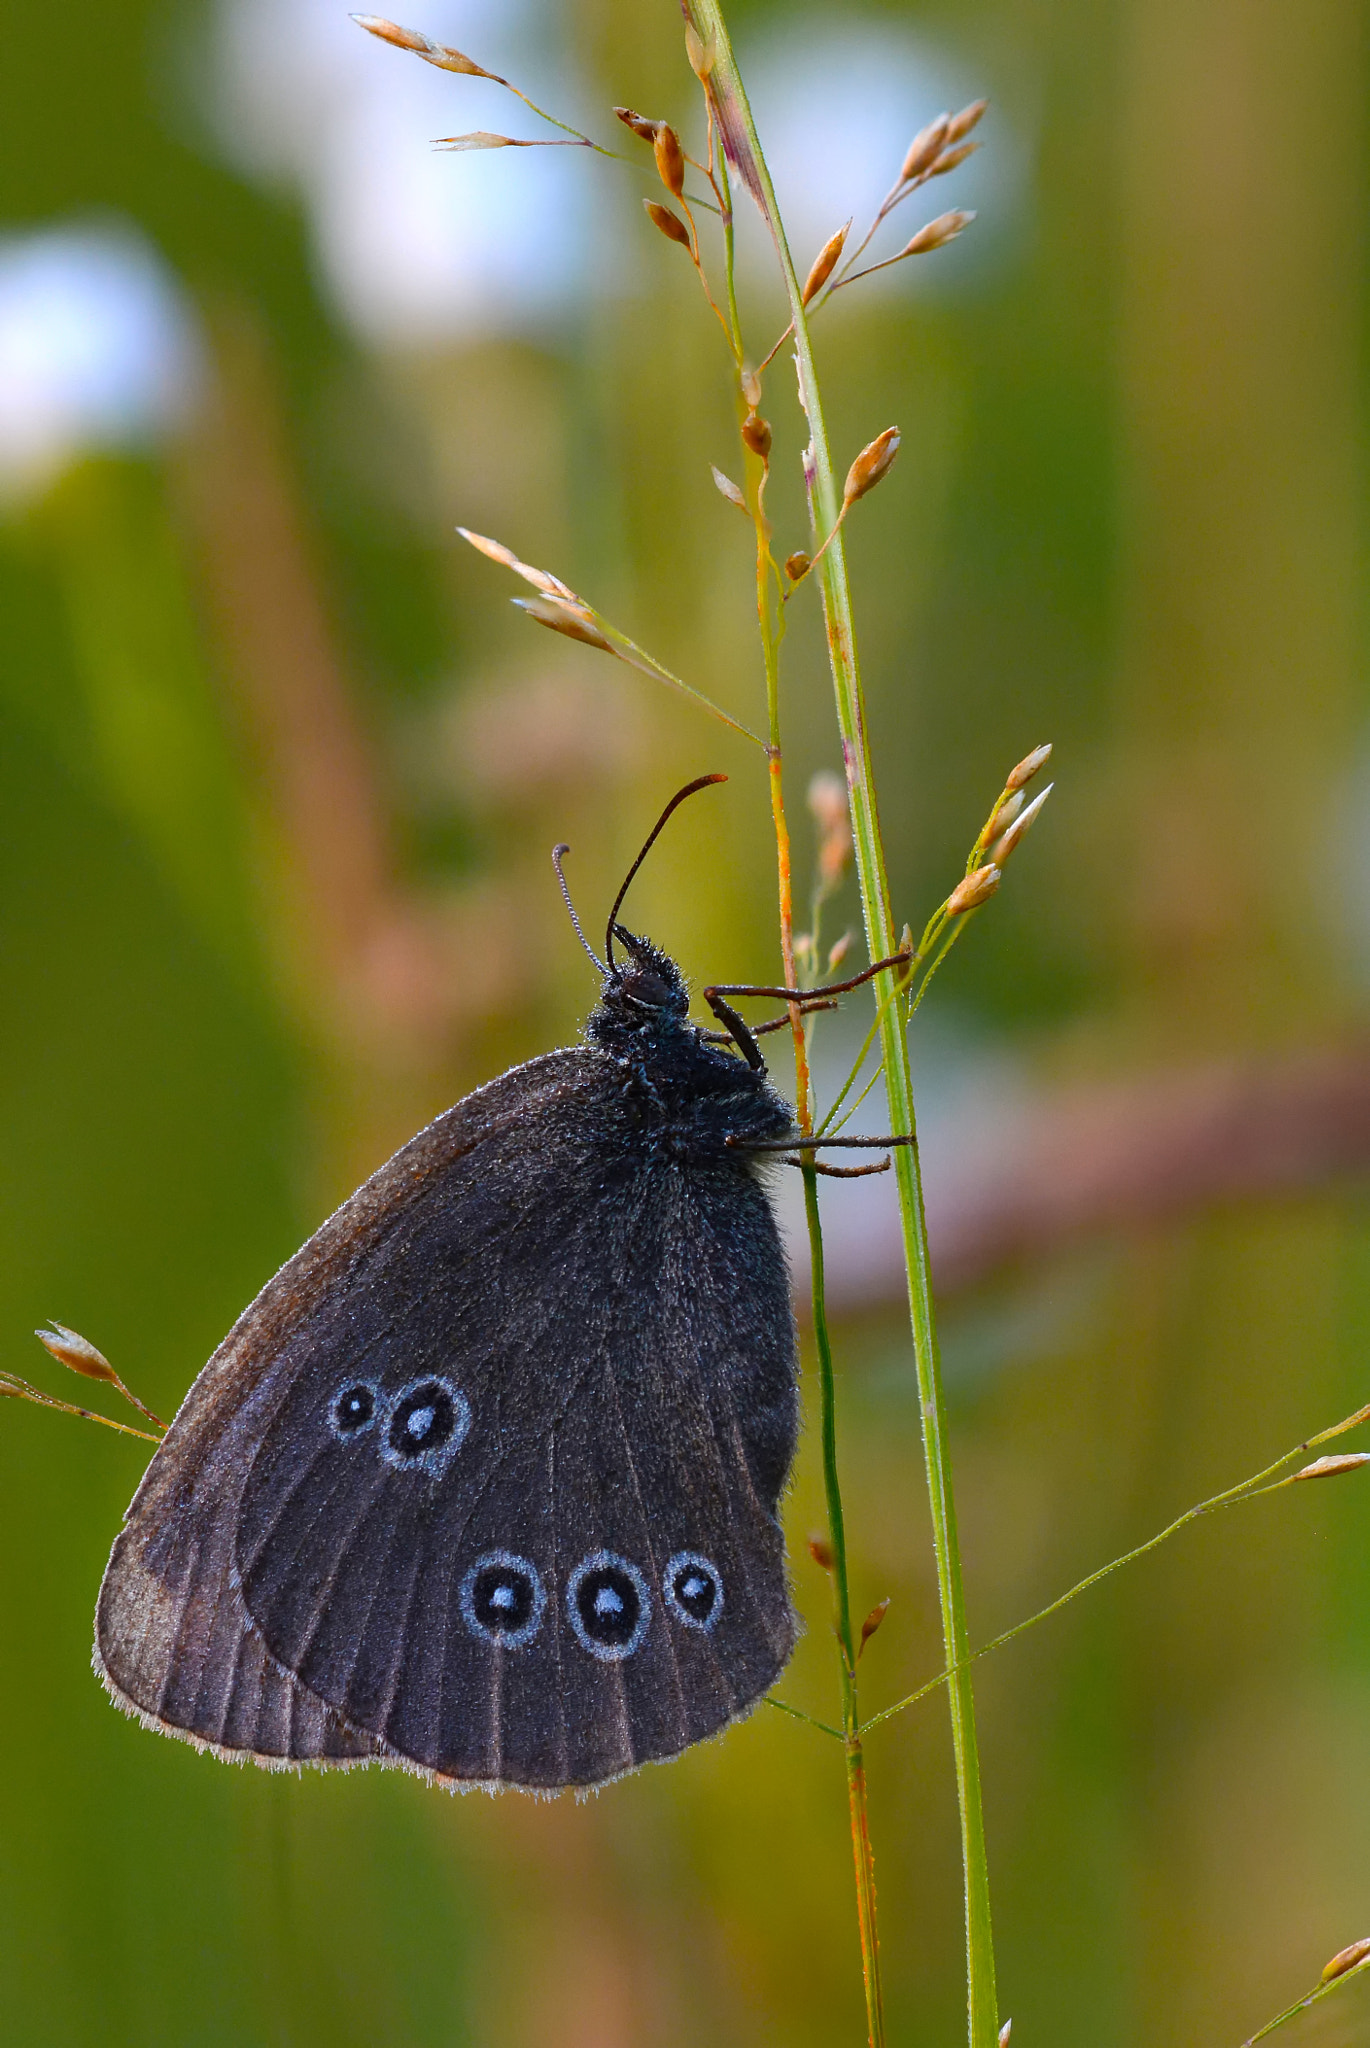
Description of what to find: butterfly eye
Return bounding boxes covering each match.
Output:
[459,1550,547,1649]
[663,1551,723,1632]
[380,1376,471,1475]
[622,968,671,1008]
[567,1551,650,1660]
[329,1382,377,1437]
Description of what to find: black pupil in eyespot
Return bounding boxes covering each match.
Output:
[673,1566,717,1622]
[335,1385,374,1432]
[388,1382,455,1458]
[576,1565,640,1647]
[471,1565,535,1635]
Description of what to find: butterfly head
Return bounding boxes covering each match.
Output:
[594,926,690,1030]
[553,777,723,1051]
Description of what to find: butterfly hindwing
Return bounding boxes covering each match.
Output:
[94,1350,382,1769]
[97,1047,799,1790]
[96,1054,582,1770]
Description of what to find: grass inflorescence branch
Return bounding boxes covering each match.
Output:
[860,1398,1370,1736]
[681,6,1000,2042]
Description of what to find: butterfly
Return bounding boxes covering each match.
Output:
[95,777,905,1791]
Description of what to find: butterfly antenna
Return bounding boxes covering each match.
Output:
[604,774,727,967]
[551,844,608,974]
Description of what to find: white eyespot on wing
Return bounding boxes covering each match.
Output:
[459,1550,547,1649]
[327,1380,380,1440]
[379,1375,471,1477]
[662,1551,724,1632]
[567,1551,650,1661]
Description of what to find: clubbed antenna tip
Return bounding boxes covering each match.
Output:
[551,845,608,975]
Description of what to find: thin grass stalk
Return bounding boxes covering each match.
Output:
[729,182,885,2024]
[686,5,999,2041]
[1239,1952,1370,2045]
[806,1167,886,2044]
[744,279,885,2041]
[861,1397,1370,1732]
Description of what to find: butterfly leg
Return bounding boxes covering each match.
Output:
[699,998,838,1046]
[726,1134,917,1154]
[704,945,912,1011]
[703,988,767,1071]
[778,1154,892,1178]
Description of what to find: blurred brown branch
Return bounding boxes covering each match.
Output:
[174,307,520,1072]
[819,1044,1370,1310]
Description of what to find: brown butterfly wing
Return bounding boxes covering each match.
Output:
[94,1054,586,1774]
[96,1047,799,1789]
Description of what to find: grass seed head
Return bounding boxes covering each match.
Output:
[1322,1939,1370,1982]
[653,123,687,199]
[998,2025,1013,2048]
[946,98,989,144]
[351,14,499,79]
[514,597,613,652]
[902,209,975,256]
[827,931,853,971]
[435,133,521,152]
[843,426,900,507]
[946,865,1001,915]
[742,411,773,460]
[987,789,1025,838]
[711,465,747,511]
[900,112,951,184]
[808,1535,835,1571]
[801,219,852,305]
[457,527,576,600]
[990,783,1052,863]
[784,550,811,582]
[36,1323,118,1385]
[353,14,427,50]
[614,106,661,141]
[931,140,980,178]
[858,1599,891,1656]
[644,198,692,250]
[1294,1453,1370,1482]
[684,21,715,79]
[1006,741,1053,791]
[32,1323,165,1431]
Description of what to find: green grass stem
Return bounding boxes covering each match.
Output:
[686,6,1000,2041]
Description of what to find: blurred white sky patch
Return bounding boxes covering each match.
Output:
[209,0,592,346]
[0,222,201,502]
[737,15,1030,298]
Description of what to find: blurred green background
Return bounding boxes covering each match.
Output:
[2,0,1369,2042]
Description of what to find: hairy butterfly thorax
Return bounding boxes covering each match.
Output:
[585,929,796,1163]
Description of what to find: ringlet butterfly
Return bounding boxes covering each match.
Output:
[97,776,855,1792]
